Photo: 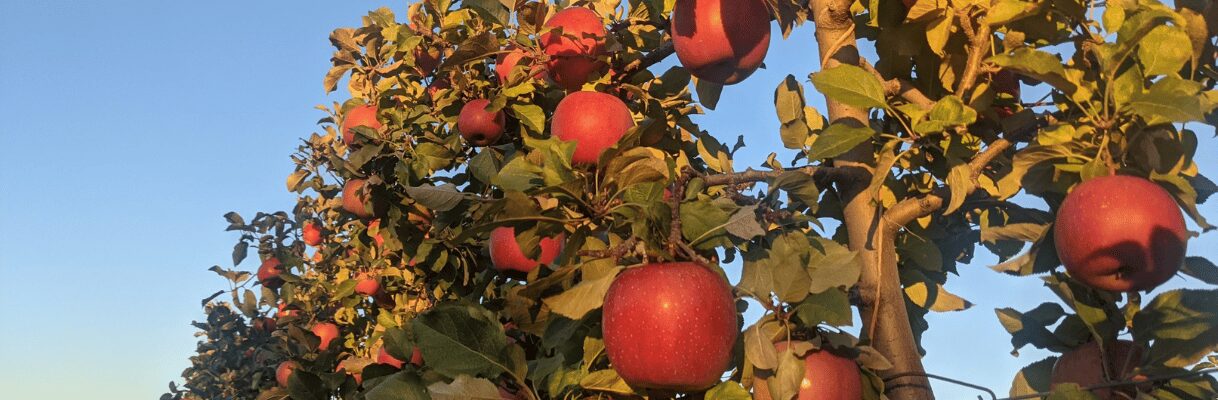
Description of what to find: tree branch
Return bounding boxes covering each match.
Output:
[882,138,1013,234]
[861,60,935,109]
[620,41,675,79]
[955,9,991,99]
[699,165,869,188]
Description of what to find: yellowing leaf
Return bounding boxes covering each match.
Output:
[905,282,972,312]
[542,267,622,319]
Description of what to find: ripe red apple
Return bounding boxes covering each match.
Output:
[752,342,862,400]
[552,91,635,165]
[1054,175,1187,292]
[251,317,276,334]
[458,99,507,146]
[257,258,284,289]
[342,179,374,219]
[276,360,299,387]
[992,69,1020,118]
[1051,340,1144,399]
[312,322,340,351]
[367,219,385,247]
[541,8,607,91]
[602,262,738,391]
[302,221,323,247]
[355,274,381,296]
[496,48,546,84]
[377,346,423,368]
[488,226,564,273]
[671,0,771,85]
[340,105,381,145]
[276,303,300,320]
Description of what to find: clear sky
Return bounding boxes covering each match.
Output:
[1,1,1215,399]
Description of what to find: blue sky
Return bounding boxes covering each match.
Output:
[1,1,1215,399]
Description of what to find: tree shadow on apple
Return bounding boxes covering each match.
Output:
[1071,227,1186,292]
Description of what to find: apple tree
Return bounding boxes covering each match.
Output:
[166,0,1218,399]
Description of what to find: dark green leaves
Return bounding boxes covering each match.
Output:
[412,302,510,378]
[774,75,811,149]
[809,65,887,109]
[404,184,464,212]
[1181,257,1218,285]
[1138,25,1190,76]
[462,0,508,26]
[991,48,1077,94]
[365,371,430,400]
[740,233,859,303]
[914,95,977,134]
[1132,289,1218,367]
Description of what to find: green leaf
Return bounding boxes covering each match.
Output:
[775,75,810,149]
[915,95,977,133]
[791,289,852,326]
[724,205,765,241]
[770,348,806,400]
[680,199,734,251]
[981,222,1049,243]
[412,302,510,378]
[740,232,813,302]
[991,48,1078,94]
[579,369,634,395]
[427,375,501,400]
[743,321,780,370]
[1046,383,1100,400]
[1138,25,1191,76]
[1129,86,1206,125]
[604,147,669,190]
[806,237,860,294]
[404,184,464,212]
[809,64,887,109]
[494,156,544,192]
[696,77,723,110]
[287,370,328,400]
[806,123,875,161]
[1132,289,1218,367]
[542,267,622,320]
[988,0,1042,26]
[510,104,545,133]
[943,162,974,215]
[287,169,310,192]
[1009,357,1058,397]
[1181,257,1218,285]
[704,381,750,400]
[366,371,431,400]
[462,0,508,27]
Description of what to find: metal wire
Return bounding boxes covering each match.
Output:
[883,368,1218,400]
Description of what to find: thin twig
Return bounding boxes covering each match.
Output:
[700,165,868,187]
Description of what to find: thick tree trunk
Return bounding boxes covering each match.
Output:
[809,0,935,398]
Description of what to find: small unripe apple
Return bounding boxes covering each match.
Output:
[1051,340,1144,399]
[552,91,634,165]
[257,258,284,289]
[342,179,374,219]
[276,360,299,387]
[354,274,381,296]
[458,99,507,146]
[488,226,564,273]
[1054,175,1187,292]
[671,0,772,85]
[752,341,862,400]
[602,262,738,391]
[312,322,340,351]
[341,105,381,145]
[302,221,323,247]
[541,8,607,91]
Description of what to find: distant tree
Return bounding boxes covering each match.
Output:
[166,0,1218,399]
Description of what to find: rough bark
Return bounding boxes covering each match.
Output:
[809,0,935,398]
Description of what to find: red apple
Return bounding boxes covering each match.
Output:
[302,221,323,247]
[496,48,545,84]
[276,360,299,387]
[342,179,374,219]
[488,226,564,273]
[1051,340,1144,399]
[367,219,385,247]
[376,346,405,369]
[458,99,507,146]
[276,302,300,319]
[992,69,1020,118]
[602,262,738,391]
[340,105,381,145]
[251,317,276,334]
[355,274,381,296]
[312,322,340,351]
[257,258,284,289]
[541,7,607,91]
[671,0,771,85]
[752,342,862,400]
[551,91,635,165]
[1054,175,1187,292]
